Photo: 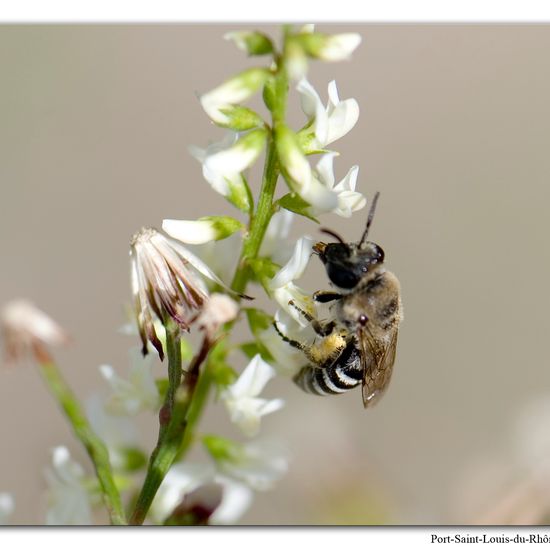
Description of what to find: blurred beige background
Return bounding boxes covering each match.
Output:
[1,24,550,525]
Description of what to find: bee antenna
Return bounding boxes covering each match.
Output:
[358,191,380,247]
[319,228,346,244]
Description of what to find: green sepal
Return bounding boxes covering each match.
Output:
[203,434,239,462]
[276,194,319,223]
[262,75,277,112]
[227,31,274,56]
[226,175,253,214]
[199,215,244,240]
[218,105,265,131]
[248,256,281,292]
[295,32,330,59]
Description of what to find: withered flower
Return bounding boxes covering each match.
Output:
[1,299,68,365]
[130,227,232,360]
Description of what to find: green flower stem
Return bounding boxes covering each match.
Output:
[129,333,211,526]
[177,356,214,459]
[39,362,126,525]
[231,48,289,297]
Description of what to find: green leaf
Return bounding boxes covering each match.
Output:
[210,361,237,387]
[244,307,274,335]
[240,341,274,363]
[276,193,320,223]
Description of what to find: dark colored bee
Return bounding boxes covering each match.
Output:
[275,193,403,408]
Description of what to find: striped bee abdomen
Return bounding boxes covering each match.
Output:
[293,341,362,396]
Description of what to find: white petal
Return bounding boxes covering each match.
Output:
[315,152,337,189]
[327,80,340,108]
[151,463,216,524]
[260,209,294,259]
[296,78,321,119]
[205,143,259,178]
[273,283,315,327]
[333,164,359,192]
[226,354,276,399]
[270,237,313,289]
[300,176,339,212]
[335,191,367,218]
[319,33,362,61]
[162,219,217,245]
[326,97,359,145]
[296,78,329,146]
[210,477,253,525]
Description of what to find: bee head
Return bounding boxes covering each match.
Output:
[313,192,384,290]
[314,240,384,289]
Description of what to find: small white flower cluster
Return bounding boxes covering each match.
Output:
[150,353,288,524]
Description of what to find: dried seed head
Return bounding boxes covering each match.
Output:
[1,300,68,365]
[130,227,228,360]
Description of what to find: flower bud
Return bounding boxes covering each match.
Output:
[200,68,270,126]
[162,216,244,245]
[275,124,338,212]
[224,31,274,56]
[298,32,361,62]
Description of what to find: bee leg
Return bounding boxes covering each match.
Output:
[313,290,343,303]
[288,300,335,337]
[272,320,308,352]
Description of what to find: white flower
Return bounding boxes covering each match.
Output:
[130,227,231,359]
[85,394,139,470]
[190,131,266,212]
[269,236,315,326]
[221,354,284,437]
[1,299,68,365]
[98,348,159,416]
[150,463,253,525]
[44,446,92,525]
[216,439,289,491]
[312,33,362,62]
[297,78,359,149]
[162,216,243,246]
[259,209,295,265]
[210,476,253,525]
[275,125,339,213]
[0,493,14,525]
[150,463,214,524]
[313,153,366,217]
[200,68,269,126]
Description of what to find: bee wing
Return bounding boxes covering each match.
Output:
[360,325,399,409]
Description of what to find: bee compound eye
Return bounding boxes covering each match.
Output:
[358,314,368,326]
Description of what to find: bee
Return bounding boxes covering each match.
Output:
[274,192,403,408]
